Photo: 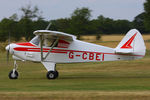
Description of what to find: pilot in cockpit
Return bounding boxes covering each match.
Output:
[30,36,58,47]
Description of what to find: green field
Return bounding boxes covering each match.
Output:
[0,40,150,100]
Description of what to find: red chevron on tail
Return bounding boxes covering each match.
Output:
[121,32,137,49]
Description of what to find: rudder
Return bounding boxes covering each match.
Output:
[115,29,146,57]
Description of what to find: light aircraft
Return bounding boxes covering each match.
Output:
[5,29,146,79]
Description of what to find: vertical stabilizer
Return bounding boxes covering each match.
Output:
[115,29,146,56]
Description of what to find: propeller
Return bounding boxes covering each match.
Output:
[6,47,10,63]
[6,32,11,63]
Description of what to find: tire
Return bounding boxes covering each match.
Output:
[47,71,59,79]
[8,70,19,79]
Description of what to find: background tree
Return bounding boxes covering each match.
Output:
[20,5,43,40]
[21,4,43,20]
[50,18,71,33]
[92,15,132,34]
[144,0,150,31]
[9,13,19,21]
[0,5,149,42]
[133,12,147,33]
[69,7,92,39]
[0,18,19,41]
[95,15,115,34]
[114,20,133,34]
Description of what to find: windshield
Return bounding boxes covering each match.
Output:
[30,36,40,46]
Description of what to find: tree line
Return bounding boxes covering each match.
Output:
[0,0,150,42]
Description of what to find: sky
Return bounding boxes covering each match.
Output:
[0,0,146,21]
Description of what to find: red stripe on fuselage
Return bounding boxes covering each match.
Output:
[13,47,144,57]
[14,47,68,54]
[16,42,36,47]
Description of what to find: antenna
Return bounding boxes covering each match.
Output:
[45,22,51,30]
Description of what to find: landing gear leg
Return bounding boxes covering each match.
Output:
[8,60,19,79]
[41,62,59,79]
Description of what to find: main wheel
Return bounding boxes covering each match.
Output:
[47,71,59,79]
[8,70,19,79]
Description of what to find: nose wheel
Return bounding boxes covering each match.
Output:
[8,60,19,79]
[9,69,18,79]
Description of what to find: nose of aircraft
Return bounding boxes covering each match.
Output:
[5,44,14,54]
[5,45,10,51]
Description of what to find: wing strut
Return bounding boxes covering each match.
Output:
[40,35,44,61]
[43,37,59,60]
[40,35,59,61]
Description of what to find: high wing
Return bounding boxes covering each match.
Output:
[33,30,76,41]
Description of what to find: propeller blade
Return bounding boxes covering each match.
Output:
[7,50,9,63]
[6,32,11,63]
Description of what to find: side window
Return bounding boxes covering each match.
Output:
[31,36,59,47]
[44,38,58,47]
[57,40,70,48]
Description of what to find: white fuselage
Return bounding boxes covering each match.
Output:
[9,40,143,63]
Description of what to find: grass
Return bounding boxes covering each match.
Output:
[0,35,150,99]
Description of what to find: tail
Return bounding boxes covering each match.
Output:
[115,29,146,58]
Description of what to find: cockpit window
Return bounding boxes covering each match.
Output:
[30,36,40,46]
[30,36,58,47]
[44,38,58,47]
